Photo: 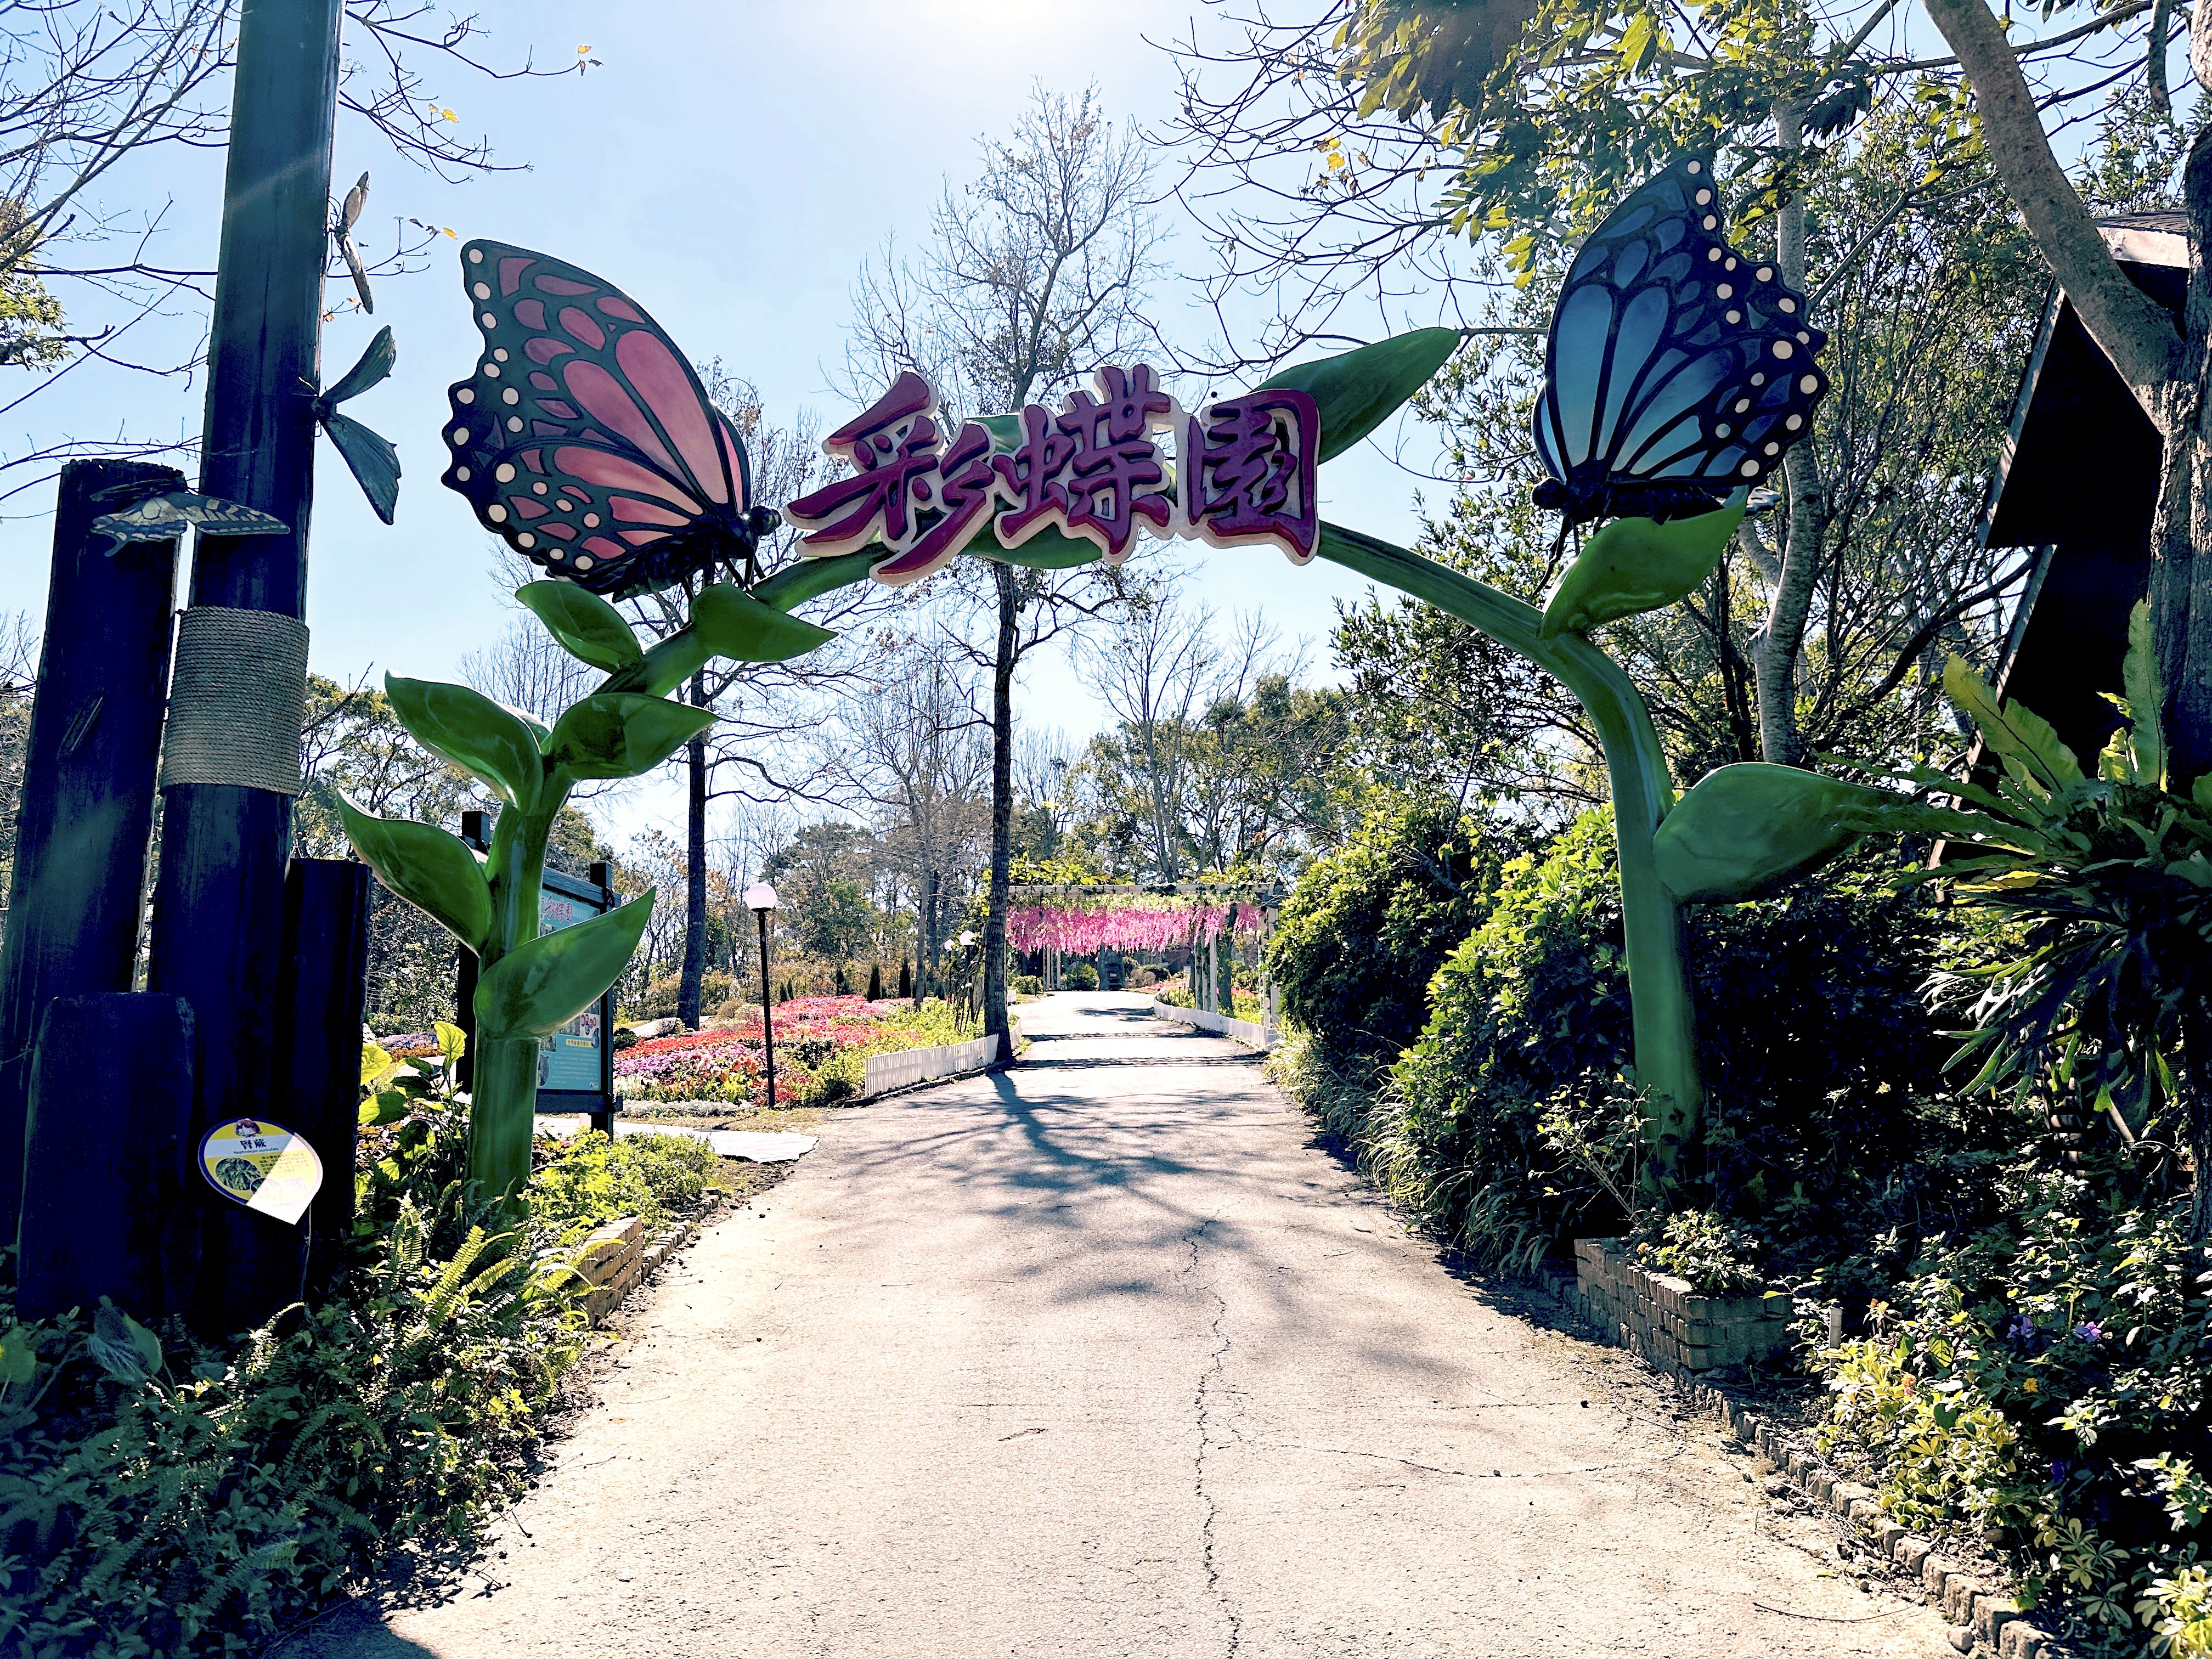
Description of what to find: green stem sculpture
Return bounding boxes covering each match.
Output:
[341,578,840,1203]
[1314,523,1700,1188]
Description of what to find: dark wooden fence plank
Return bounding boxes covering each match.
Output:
[0,458,184,1249]
[15,995,195,1320]
[279,856,370,1297]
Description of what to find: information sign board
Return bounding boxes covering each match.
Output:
[532,865,618,1128]
[198,1116,323,1226]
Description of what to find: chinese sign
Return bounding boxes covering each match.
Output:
[783,366,1321,586]
[537,882,608,1092]
[198,1118,324,1226]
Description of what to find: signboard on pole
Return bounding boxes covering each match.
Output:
[532,865,619,1129]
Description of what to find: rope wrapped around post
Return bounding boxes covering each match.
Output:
[157,606,310,796]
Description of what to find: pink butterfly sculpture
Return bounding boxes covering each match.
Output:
[439,241,779,599]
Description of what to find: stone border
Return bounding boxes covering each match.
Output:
[1148,997,1270,1049]
[1571,1238,1792,1373]
[569,1211,702,1326]
[1629,1352,2063,1658]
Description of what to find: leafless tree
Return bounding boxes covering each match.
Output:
[1011,723,1078,858]
[620,366,905,1028]
[843,630,989,1002]
[842,80,1167,1046]
[1082,582,1216,882]
[0,1,594,500]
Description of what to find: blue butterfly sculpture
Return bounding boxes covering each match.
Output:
[1532,154,1827,529]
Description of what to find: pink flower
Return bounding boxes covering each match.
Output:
[1006,900,1263,955]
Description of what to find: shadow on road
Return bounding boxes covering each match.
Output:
[269,1600,443,1658]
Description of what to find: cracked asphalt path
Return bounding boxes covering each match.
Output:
[281,993,1943,1658]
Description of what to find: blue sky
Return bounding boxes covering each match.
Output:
[0,0,1447,849]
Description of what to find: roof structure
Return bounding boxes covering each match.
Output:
[1980,213,2185,764]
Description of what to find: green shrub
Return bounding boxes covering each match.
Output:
[1813,1162,2211,1654]
[1641,1209,1768,1294]
[528,1128,720,1238]
[1063,960,1098,990]
[1012,974,1044,996]
[802,1048,865,1106]
[1267,793,1506,1061]
[1375,808,1979,1273]
[0,1186,578,1657]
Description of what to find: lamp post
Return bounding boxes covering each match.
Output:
[958,928,977,1020]
[747,883,779,1109]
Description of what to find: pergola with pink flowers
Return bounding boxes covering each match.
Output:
[1005,881,1286,1014]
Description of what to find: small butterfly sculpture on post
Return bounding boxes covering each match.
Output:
[1531,154,1829,532]
[439,241,780,601]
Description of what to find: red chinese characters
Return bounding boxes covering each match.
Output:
[781,372,1003,585]
[785,365,1320,585]
[1180,388,1321,563]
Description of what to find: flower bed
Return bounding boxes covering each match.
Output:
[614,995,972,1108]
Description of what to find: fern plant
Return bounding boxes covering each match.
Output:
[1845,603,2212,1245]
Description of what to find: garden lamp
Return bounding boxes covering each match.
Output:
[747,883,779,1109]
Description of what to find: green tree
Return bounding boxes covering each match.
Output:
[1167,0,2121,769]
[1268,792,1509,1060]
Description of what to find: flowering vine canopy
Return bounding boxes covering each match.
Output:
[1008,897,1265,956]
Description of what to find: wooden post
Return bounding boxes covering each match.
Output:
[0,458,184,1250]
[145,0,342,1334]
[279,857,370,1299]
[15,996,196,1320]
[592,859,616,1134]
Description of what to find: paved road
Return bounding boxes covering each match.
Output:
[283,994,1941,1658]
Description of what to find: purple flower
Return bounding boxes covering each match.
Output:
[2074,1322,2104,1345]
[2004,1314,2039,1345]
[2049,1459,2070,1486]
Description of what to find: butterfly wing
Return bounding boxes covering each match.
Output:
[321,411,401,524]
[438,240,754,596]
[1533,154,1829,521]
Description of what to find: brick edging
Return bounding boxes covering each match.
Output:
[1661,1363,2061,1658]
[572,1210,702,1326]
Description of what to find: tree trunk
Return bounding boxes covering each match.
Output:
[2152,123,2212,788]
[983,565,1018,1053]
[917,868,937,1005]
[678,668,709,1029]
[1754,99,1825,768]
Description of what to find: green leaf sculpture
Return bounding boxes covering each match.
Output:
[1541,494,1747,638]
[1653,763,1886,902]
[517,580,645,673]
[1255,328,1463,462]
[690,583,835,662]
[547,693,716,778]
[336,794,494,950]
[474,889,656,1039]
[384,675,546,809]
[346,578,842,1205]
